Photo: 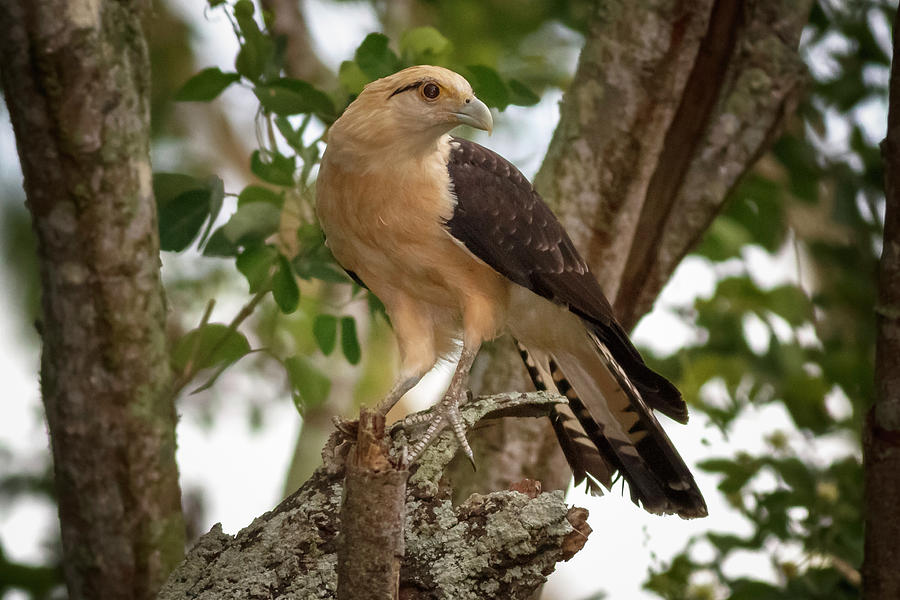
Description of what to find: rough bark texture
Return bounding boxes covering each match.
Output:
[0,2,184,599]
[451,0,811,502]
[158,393,590,600]
[337,410,408,600]
[863,8,900,598]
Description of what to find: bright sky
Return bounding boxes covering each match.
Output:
[0,2,872,599]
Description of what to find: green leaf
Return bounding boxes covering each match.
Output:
[399,27,451,62]
[233,0,254,19]
[202,226,238,257]
[340,316,361,364]
[339,60,369,95]
[238,184,283,207]
[355,33,399,80]
[466,65,509,110]
[172,323,251,371]
[507,78,540,106]
[767,285,811,326]
[236,244,278,292]
[254,78,336,119]
[154,172,204,205]
[275,115,303,149]
[285,355,331,414]
[233,4,276,84]
[313,314,338,355]
[158,188,210,252]
[198,175,225,247]
[272,254,299,313]
[251,150,295,186]
[175,68,241,102]
[222,202,282,245]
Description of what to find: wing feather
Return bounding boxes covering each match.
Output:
[445,138,686,423]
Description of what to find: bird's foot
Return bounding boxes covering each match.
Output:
[401,389,475,468]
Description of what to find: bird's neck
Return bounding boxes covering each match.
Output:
[325,126,452,175]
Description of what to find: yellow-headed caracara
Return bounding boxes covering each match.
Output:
[317,66,707,518]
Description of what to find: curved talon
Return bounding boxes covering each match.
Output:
[404,390,474,466]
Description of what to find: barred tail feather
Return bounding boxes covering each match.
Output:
[514,332,707,519]
[515,341,609,495]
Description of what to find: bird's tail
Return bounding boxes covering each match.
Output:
[514,332,707,519]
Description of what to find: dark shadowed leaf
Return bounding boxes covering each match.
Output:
[466,65,509,110]
[158,188,210,252]
[313,314,338,355]
[251,150,295,186]
[272,255,299,313]
[236,244,278,292]
[508,79,540,106]
[340,316,361,364]
[222,202,282,245]
[355,33,400,80]
[175,67,241,102]
[254,78,336,119]
[203,226,238,257]
[238,184,283,207]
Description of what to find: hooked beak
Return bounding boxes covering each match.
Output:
[454,97,493,134]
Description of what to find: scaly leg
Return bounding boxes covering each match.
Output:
[376,374,424,416]
[406,345,480,466]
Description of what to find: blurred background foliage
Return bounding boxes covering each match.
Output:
[0,0,889,598]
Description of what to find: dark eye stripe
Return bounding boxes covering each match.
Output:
[389,81,423,98]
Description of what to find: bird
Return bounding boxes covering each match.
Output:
[316,65,707,518]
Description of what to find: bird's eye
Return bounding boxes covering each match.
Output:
[422,83,440,100]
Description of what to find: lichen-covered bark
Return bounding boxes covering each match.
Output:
[452,0,811,502]
[158,393,590,600]
[864,8,900,598]
[0,2,184,599]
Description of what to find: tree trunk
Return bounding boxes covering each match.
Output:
[0,2,185,599]
[864,8,900,598]
[450,0,810,502]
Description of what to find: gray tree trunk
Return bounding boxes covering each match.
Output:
[864,7,900,599]
[0,1,185,599]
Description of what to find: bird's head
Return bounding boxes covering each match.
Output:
[326,66,493,161]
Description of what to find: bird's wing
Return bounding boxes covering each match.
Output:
[445,137,686,422]
[445,138,706,518]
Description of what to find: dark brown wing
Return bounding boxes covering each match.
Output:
[445,137,686,423]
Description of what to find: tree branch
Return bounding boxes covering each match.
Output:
[158,392,590,600]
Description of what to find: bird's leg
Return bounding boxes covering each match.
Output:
[406,345,479,466]
[376,374,424,417]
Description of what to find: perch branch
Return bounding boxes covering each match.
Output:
[157,392,589,600]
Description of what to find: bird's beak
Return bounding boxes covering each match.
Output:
[455,97,493,134]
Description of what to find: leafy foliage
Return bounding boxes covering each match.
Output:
[641,2,890,597]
